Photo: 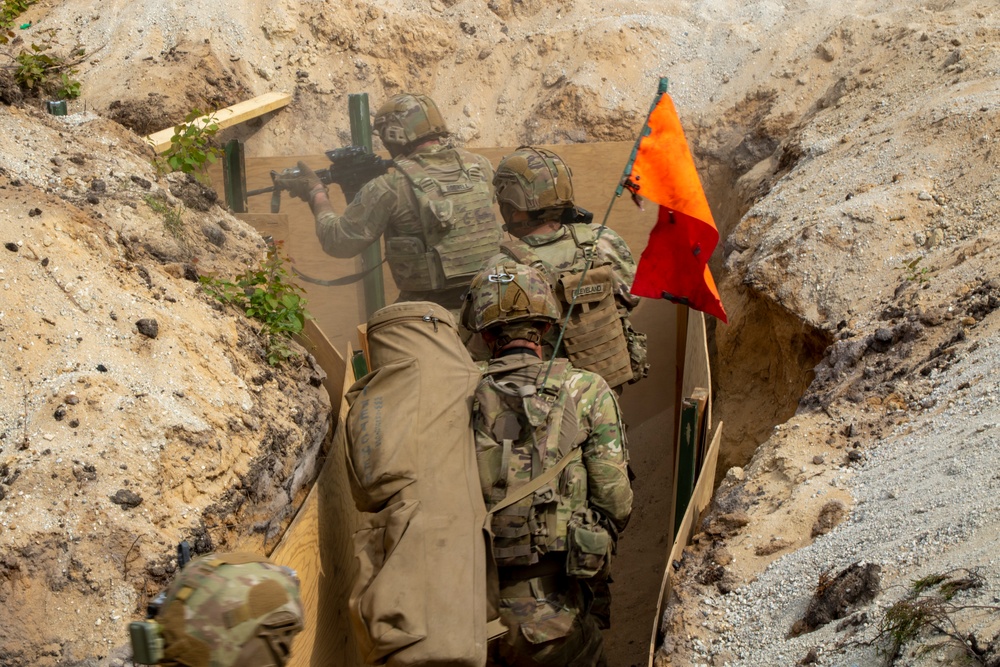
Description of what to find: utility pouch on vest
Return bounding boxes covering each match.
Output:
[565,510,612,579]
[625,324,649,384]
[557,266,633,389]
[384,235,447,292]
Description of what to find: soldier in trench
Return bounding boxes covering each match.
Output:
[479,146,648,626]
[484,146,649,394]
[128,551,304,666]
[281,92,503,318]
[463,260,633,667]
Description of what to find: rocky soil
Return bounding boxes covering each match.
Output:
[0,107,330,665]
[1,0,999,665]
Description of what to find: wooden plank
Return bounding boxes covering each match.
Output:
[146,92,292,153]
[356,323,370,371]
[648,423,723,667]
[271,344,362,667]
[689,388,709,475]
[294,318,346,425]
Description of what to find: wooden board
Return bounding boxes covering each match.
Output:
[648,423,723,667]
[650,308,715,667]
[145,92,292,153]
[294,319,347,425]
[270,344,363,667]
[233,212,290,243]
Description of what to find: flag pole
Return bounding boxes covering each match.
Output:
[541,77,670,386]
[616,76,670,198]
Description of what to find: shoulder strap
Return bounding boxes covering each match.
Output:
[499,238,541,266]
[566,223,596,247]
[487,445,577,517]
[392,155,437,195]
[488,358,573,516]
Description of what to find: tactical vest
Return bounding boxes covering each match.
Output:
[475,359,584,568]
[501,224,633,389]
[386,150,501,292]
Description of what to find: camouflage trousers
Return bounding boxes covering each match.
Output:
[488,570,607,667]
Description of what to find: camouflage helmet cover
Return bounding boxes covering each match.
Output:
[373,93,448,148]
[463,260,561,334]
[155,552,304,667]
[493,146,574,214]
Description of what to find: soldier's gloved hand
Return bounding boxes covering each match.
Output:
[281,161,326,202]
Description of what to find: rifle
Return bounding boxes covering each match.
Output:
[247,146,394,213]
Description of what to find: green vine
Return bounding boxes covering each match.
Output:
[199,243,310,366]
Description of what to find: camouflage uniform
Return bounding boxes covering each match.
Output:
[488,147,649,390]
[491,222,647,388]
[308,94,502,314]
[464,261,632,667]
[315,143,501,310]
[132,552,304,666]
[475,353,632,667]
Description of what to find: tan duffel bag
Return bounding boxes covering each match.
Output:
[345,302,490,667]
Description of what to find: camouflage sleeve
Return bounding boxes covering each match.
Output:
[314,176,397,258]
[572,371,633,531]
[594,226,640,312]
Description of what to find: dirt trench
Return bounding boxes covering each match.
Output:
[693,105,832,481]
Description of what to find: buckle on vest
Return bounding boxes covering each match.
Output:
[488,272,515,283]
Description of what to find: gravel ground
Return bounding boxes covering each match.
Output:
[685,313,1000,666]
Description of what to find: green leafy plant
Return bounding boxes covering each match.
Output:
[56,71,80,99]
[145,195,184,239]
[897,256,930,284]
[0,0,37,44]
[11,43,82,98]
[199,243,310,366]
[153,108,223,182]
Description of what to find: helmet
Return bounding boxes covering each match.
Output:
[493,147,574,218]
[373,93,448,150]
[132,552,304,667]
[462,261,561,336]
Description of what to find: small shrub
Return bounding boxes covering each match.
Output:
[876,569,992,665]
[897,256,930,284]
[199,243,310,366]
[12,43,82,99]
[145,196,184,239]
[0,0,37,45]
[153,108,223,182]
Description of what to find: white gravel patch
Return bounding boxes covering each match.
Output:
[694,331,1000,666]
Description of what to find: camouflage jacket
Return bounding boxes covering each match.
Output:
[473,352,633,560]
[315,142,501,297]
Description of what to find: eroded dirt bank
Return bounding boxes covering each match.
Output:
[0,106,331,666]
[1,0,999,665]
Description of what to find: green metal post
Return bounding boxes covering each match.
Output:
[348,94,386,318]
[672,398,699,539]
[222,139,248,213]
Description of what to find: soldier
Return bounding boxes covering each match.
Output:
[488,146,649,391]
[283,93,503,315]
[129,552,304,666]
[462,261,633,667]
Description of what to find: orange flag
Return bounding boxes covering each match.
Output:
[622,81,727,323]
